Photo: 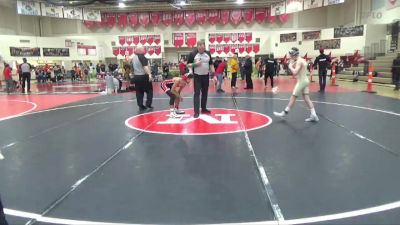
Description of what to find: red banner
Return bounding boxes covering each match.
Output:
[230,9,242,25]
[279,14,290,23]
[196,11,207,25]
[143,46,148,54]
[147,46,155,56]
[119,36,126,46]
[107,14,117,28]
[83,21,95,29]
[139,13,150,27]
[150,12,161,26]
[174,11,184,26]
[133,35,139,45]
[140,35,147,45]
[238,44,245,54]
[220,10,230,25]
[100,14,108,28]
[147,35,154,45]
[120,47,127,56]
[242,9,254,24]
[231,44,238,53]
[209,45,216,54]
[117,14,127,28]
[255,9,266,24]
[185,11,196,26]
[126,36,133,46]
[173,33,184,48]
[128,13,138,27]
[209,33,216,43]
[246,45,252,54]
[266,8,276,23]
[216,45,223,54]
[154,46,161,55]
[154,35,161,45]
[238,33,245,43]
[245,32,253,43]
[185,33,197,48]
[127,47,134,56]
[253,44,260,53]
[162,12,173,26]
[216,33,223,43]
[224,33,231,43]
[113,47,119,56]
[231,33,238,43]
[208,10,219,25]
[224,45,230,54]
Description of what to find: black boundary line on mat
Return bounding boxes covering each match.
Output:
[297,104,399,157]
[231,95,285,223]
[24,112,165,225]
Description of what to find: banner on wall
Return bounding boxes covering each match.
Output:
[302,31,321,40]
[390,21,399,52]
[286,0,304,14]
[304,0,323,9]
[185,33,197,48]
[83,9,101,22]
[173,33,184,48]
[40,3,63,18]
[17,0,41,16]
[63,7,83,20]
[271,2,286,16]
[334,25,364,38]
[314,39,341,50]
[255,8,267,24]
[77,44,96,56]
[280,33,297,42]
[386,0,400,9]
[10,47,40,57]
[43,48,70,57]
[323,0,345,6]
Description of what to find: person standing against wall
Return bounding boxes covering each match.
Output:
[20,58,32,93]
[244,55,253,89]
[132,46,153,110]
[392,53,400,91]
[229,53,240,89]
[313,48,331,93]
[187,41,214,118]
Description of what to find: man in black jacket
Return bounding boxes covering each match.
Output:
[264,53,277,90]
[392,53,400,91]
[313,48,331,92]
[244,55,253,89]
[187,41,214,118]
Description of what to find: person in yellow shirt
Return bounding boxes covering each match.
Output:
[229,53,240,89]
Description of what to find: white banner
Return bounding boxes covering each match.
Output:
[271,1,286,16]
[324,0,345,6]
[63,7,83,20]
[83,9,101,22]
[17,0,41,16]
[386,0,400,9]
[40,3,63,18]
[286,0,304,13]
[304,0,323,10]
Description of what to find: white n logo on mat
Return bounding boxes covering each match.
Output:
[157,114,238,125]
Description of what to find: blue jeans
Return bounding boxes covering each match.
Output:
[216,73,224,90]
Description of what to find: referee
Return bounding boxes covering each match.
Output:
[187,41,214,118]
[313,48,331,93]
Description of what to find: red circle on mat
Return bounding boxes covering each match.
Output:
[0,100,36,120]
[125,108,272,135]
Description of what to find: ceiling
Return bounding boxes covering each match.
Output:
[39,0,282,11]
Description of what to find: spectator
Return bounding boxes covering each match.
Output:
[3,64,13,94]
[179,58,187,75]
[229,53,240,89]
[163,62,170,79]
[244,55,253,89]
[215,58,226,93]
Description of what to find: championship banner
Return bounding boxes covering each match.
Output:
[242,9,254,24]
[302,31,321,40]
[77,44,96,56]
[271,2,286,16]
[286,0,304,14]
[120,47,127,56]
[63,7,83,20]
[314,39,341,49]
[231,33,238,43]
[255,8,267,24]
[304,0,323,10]
[334,25,364,38]
[83,9,101,22]
[220,10,230,25]
[238,44,245,54]
[280,33,297,42]
[162,12,173,26]
[216,45,223,55]
[224,45,231,54]
[40,3,63,18]
[224,33,231,43]
[119,36,126,46]
[106,14,116,28]
[173,33,184,48]
[216,33,224,43]
[323,0,345,6]
[150,12,161,26]
[10,47,40,57]
[209,33,216,43]
[253,44,260,53]
[140,35,147,45]
[147,35,154,45]
[154,35,161,45]
[196,11,207,25]
[387,0,400,9]
[230,9,242,25]
[174,11,184,26]
[208,10,219,25]
[139,13,150,27]
[126,36,133,46]
[185,11,196,26]
[133,35,140,45]
[147,46,155,56]
[155,46,162,55]
[128,13,138,27]
[113,47,120,56]
[43,48,69,57]
[246,44,253,54]
[127,47,134,56]
[17,1,41,16]
[209,45,216,54]
[245,32,253,43]
[230,44,238,53]
[185,33,197,48]
[238,32,245,43]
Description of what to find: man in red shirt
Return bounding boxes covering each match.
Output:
[215,59,226,93]
[3,64,13,94]
[179,58,187,75]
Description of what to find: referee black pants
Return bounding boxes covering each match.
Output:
[193,74,209,114]
[134,75,153,108]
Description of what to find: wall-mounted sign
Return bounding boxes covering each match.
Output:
[17,0,41,16]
